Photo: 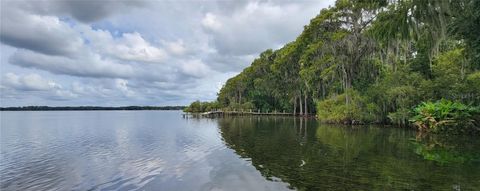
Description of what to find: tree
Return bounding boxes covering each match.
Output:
[190,0,478,128]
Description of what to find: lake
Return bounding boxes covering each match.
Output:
[1,111,479,190]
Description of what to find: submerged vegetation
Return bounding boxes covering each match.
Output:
[187,0,480,133]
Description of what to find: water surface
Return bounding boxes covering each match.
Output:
[1,111,479,190]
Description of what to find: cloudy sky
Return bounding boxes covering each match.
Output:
[0,0,334,107]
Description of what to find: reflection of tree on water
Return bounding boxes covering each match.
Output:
[218,116,314,189]
[412,132,480,164]
[218,117,480,190]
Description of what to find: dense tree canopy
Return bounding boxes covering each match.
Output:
[189,0,480,127]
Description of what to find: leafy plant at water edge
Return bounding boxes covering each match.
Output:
[410,100,480,134]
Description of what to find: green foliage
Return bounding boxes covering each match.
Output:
[219,117,480,190]
[449,0,480,69]
[225,101,256,112]
[412,134,480,164]
[412,141,477,164]
[188,0,479,131]
[365,65,425,125]
[464,71,480,104]
[184,100,220,113]
[387,108,411,127]
[316,90,378,124]
[410,100,480,134]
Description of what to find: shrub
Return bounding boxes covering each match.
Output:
[316,90,379,124]
[388,108,412,126]
[184,101,221,113]
[410,100,480,134]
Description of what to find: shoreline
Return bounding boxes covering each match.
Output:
[0,106,185,111]
[182,111,316,118]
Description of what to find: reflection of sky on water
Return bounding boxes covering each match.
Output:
[0,111,290,191]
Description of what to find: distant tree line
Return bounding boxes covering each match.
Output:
[0,106,186,111]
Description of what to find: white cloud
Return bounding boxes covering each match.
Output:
[202,13,222,31]
[2,7,172,80]
[115,79,135,97]
[163,39,187,55]
[78,26,168,63]
[0,0,335,106]
[179,59,212,78]
[112,32,168,63]
[0,72,79,103]
[2,73,60,91]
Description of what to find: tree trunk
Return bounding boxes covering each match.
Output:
[293,96,297,116]
[304,93,308,116]
[299,92,303,116]
[344,71,350,107]
[238,91,242,103]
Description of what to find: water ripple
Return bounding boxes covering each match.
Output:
[1,111,291,191]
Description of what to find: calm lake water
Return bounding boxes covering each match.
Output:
[1,111,479,190]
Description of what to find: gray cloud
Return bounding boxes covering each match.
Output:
[0,0,334,106]
[55,0,147,23]
[9,50,136,79]
[202,1,332,56]
[6,0,148,23]
[0,7,83,56]
[203,53,256,72]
